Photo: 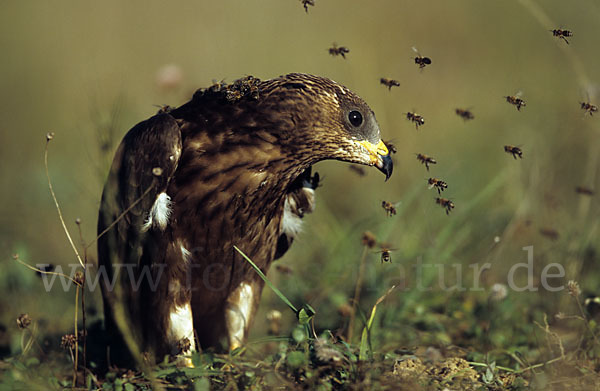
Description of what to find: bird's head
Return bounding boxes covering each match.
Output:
[259,73,393,180]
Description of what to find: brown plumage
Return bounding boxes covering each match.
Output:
[97,73,393,365]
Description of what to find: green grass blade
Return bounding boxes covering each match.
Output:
[234,245,298,313]
[359,285,396,361]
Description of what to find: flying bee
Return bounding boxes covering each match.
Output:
[580,101,598,116]
[427,178,448,194]
[505,93,526,111]
[455,108,474,121]
[383,140,397,154]
[300,0,315,13]
[406,112,425,130]
[375,246,397,263]
[381,200,399,217]
[328,43,349,59]
[550,28,573,44]
[380,78,400,91]
[349,165,367,176]
[436,197,455,215]
[575,186,594,196]
[416,153,437,171]
[504,145,523,159]
[412,47,432,69]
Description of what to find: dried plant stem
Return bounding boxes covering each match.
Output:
[72,285,80,387]
[20,324,36,356]
[76,222,88,371]
[535,313,566,359]
[44,137,84,268]
[347,245,368,342]
[44,136,87,386]
[12,254,80,286]
[81,278,87,371]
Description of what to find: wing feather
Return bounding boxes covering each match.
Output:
[97,111,182,360]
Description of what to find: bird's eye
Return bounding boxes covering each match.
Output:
[348,111,363,127]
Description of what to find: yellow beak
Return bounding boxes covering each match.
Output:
[357,139,393,180]
[359,139,389,162]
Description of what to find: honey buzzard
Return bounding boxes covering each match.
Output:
[97,73,393,365]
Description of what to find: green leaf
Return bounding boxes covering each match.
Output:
[286,351,307,369]
[194,377,210,391]
[292,325,306,343]
[297,304,316,325]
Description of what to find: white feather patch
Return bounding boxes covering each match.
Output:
[281,197,303,239]
[167,303,196,354]
[225,282,254,349]
[180,244,192,264]
[301,188,316,215]
[141,192,172,232]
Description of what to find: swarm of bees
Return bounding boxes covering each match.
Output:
[416,153,437,171]
[580,101,598,116]
[505,93,526,111]
[455,108,474,121]
[380,78,400,90]
[381,201,398,217]
[406,112,425,130]
[412,47,432,69]
[411,152,453,213]
[300,0,315,13]
[328,43,349,59]
[504,145,523,159]
[196,76,261,102]
[550,28,573,44]
[315,21,589,235]
[428,178,448,194]
[436,198,455,215]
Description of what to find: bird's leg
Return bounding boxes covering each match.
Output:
[224,279,262,351]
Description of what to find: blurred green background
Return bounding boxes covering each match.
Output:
[1,0,599,363]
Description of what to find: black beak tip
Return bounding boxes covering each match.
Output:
[380,154,393,181]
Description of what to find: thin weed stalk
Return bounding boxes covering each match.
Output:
[44,133,84,268]
[76,220,87,370]
[12,254,80,286]
[73,284,80,387]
